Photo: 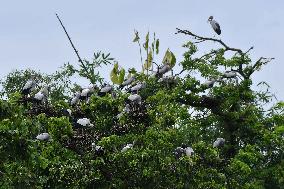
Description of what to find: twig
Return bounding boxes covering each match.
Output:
[175,28,243,54]
[55,13,89,75]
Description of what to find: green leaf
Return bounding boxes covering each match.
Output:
[144,50,153,70]
[118,68,126,84]
[162,48,176,68]
[133,30,140,43]
[143,32,149,50]
[110,63,119,84]
[156,39,159,54]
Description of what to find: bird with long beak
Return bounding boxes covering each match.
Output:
[208,16,221,35]
[22,76,37,96]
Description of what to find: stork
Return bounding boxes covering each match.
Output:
[121,143,133,153]
[119,76,135,89]
[129,82,146,94]
[36,133,51,141]
[70,91,81,106]
[22,76,36,96]
[80,85,97,101]
[213,138,225,148]
[208,16,221,35]
[98,84,113,97]
[34,86,49,104]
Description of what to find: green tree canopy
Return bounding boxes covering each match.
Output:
[0,28,283,189]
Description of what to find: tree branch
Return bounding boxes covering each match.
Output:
[175,28,243,54]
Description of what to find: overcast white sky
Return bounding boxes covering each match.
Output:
[0,0,283,101]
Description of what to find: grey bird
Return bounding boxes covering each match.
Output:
[208,16,221,35]
[213,138,225,148]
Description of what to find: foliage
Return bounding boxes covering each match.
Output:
[0,29,283,189]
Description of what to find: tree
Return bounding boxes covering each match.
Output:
[0,28,283,189]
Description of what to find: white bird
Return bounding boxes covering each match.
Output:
[127,94,142,104]
[120,76,135,89]
[98,84,113,96]
[202,79,217,88]
[34,86,49,103]
[116,104,131,119]
[22,76,36,95]
[223,71,237,78]
[121,143,133,152]
[70,91,81,106]
[36,133,51,141]
[80,85,96,100]
[184,147,194,157]
[130,82,146,93]
[208,16,221,35]
[213,138,225,148]
[156,64,171,76]
[76,118,94,127]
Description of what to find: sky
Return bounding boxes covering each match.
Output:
[0,0,283,101]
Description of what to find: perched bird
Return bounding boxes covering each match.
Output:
[22,76,36,96]
[156,64,171,77]
[208,16,221,35]
[75,118,94,128]
[202,78,217,88]
[34,86,49,103]
[116,104,131,119]
[213,138,225,148]
[36,133,51,141]
[222,71,237,79]
[119,76,135,89]
[92,143,105,156]
[127,94,142,104]
[70,91,81,106]
[184,147,194,157]
[121,143,133,152]
[80,85,97,100]
[129,82,146,94]
[174,144,194,159]
[98,84,113,97]
[62,108,72,117]
[173,147,185,159]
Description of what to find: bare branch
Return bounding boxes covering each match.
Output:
[175,28,243,54]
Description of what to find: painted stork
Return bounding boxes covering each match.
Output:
[22,76,36,96]
[98,84,113,97]
[129,82,146,94]
[80,85,97,100]
[121,143,133,152]
[127,94,142,105]
[156,64,171,77]
[70,91,81,106]
[34,86,49,103]
[202,78,217,88]
[119,76,135,89]
[208,16,221,35]
[36,133,51,141]
[213,138,225,148]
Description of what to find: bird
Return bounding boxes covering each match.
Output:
[119,76,135,89]
[129,82,146,94]
[75,118,94,128]
[222,71,237,79]
[92,143,105,156]
[208,16,221,35]
[213,138,225,148]
[36,133,51,141]
[156,64,171,77]
[117,104,131,119]
[98,84,113,97]
[173,147,185,159]
[121,143,133,152]
[62,108,72,117]
[202,78,217,88]
[184,147,194,157]
[70,91,81,106]
[80,85,97,100]
[22,76,36,96]
[34,86,49,103]
[127,94,142,105]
